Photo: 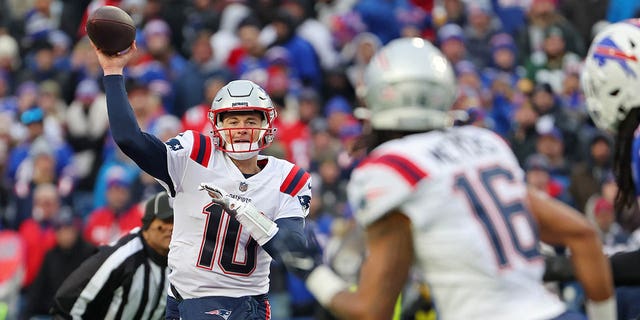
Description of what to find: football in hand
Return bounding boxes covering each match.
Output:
[86,6,136,56]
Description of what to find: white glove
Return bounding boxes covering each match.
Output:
[199,183,278,245]
[198,183,242,216]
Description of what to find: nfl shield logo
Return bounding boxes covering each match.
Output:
[239,182,248,192]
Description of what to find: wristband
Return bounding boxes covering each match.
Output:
[586,296,617,320]
[305,265,348,307]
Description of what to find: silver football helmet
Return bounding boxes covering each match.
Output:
[363,37,457,131]
[582,19,640,132]
[209,80,277,159]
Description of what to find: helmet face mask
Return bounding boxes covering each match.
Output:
[363,37,457,132]
[582,19,640,133]
[209,80,277,159]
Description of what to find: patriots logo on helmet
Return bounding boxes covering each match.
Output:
[298,195,311,213]
[204,309,231,320]
[592,36,638,78]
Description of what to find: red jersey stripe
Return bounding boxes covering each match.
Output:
[190,132,202,163]
[280,165,309,195]
[280,166,300,193]
[362,154,428,187]
[289,171,311,196]
[190,133,213,167]
[201,135,212,167]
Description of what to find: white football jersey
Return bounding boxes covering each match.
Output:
[160,131,311,299]
[347,126,566,320]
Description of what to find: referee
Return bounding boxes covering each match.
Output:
[52,192,174,320]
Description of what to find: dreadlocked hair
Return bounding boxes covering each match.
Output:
[613,108,640,213]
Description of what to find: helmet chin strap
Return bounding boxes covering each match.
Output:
[225,142,260,160]
[227,151,259,160]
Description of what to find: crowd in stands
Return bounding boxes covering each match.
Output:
[1,0,640,319]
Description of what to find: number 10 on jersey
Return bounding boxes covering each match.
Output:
[197,203,259,276]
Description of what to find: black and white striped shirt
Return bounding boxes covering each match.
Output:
[53,229,168,320]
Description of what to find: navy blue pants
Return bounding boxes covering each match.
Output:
[166,294,271,320]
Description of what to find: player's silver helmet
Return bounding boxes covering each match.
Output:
[209,80,277,159]
[582,19,640,133]
[363,37,457,131]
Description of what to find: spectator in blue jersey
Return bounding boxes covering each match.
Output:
[531,83,582,163]
[0,34,20,93]
[607,0,640,23]
[6,107,73,186]
[132,19,188,115]
[437,23,468,66]
[173,30,231,118]
[481,33,524,95]
[525,153,572,204]
[352,0,401,44]
[535,126,572,194]
[92,149,141,211]
[65,79,109,217]
[270,9,322,89]
[464,3,503,69]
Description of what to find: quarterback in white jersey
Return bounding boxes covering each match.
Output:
[93,40,312,320]
[164,130,311,298]
[283,38,616,320]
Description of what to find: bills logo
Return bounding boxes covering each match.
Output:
[204,309,231,320]
[592,36,638,78]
